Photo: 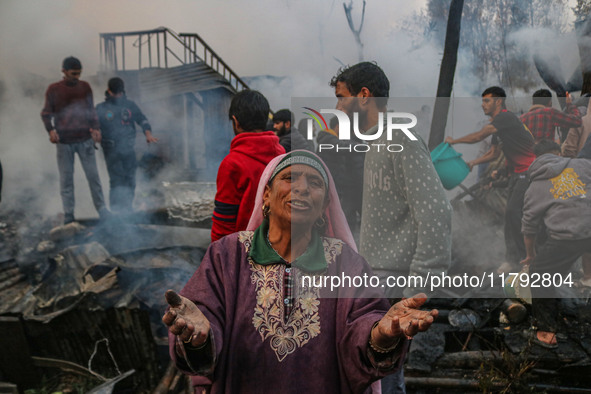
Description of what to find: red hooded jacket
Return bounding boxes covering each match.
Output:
[211,131,285,241]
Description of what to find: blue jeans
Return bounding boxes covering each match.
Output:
[371,276,407,394]
[381,367,406,393]
[56,139,106,216]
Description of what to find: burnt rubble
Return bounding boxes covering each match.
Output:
[0,184,210,392]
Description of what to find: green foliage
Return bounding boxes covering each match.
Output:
[572,0,591,22]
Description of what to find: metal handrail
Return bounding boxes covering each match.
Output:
[99,27,247,91]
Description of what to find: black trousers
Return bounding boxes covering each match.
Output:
[504,173,529,264]
[102,140,137,213]
[530,237,591,332]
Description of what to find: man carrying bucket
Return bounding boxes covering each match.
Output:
[446,86,536,272]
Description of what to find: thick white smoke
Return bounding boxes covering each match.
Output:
[0,0,580,220]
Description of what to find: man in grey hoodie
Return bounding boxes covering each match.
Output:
[521,139,591,347]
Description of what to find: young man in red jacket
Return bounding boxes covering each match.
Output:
[211,90,285,241]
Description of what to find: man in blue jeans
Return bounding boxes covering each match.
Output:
[41,56,108,224]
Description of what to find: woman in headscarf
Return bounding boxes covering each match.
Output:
[163,151,437,393]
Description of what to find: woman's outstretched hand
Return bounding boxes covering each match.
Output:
[371,293,438,350]
[162,290,211,348]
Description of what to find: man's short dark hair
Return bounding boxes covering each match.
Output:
[273,109,292,123]
[228,90,270,132]
[62,56,82,70]
[330,62,390,108]
[533,139,561,157]
[532,89,552,106]
[108,77,125,94]
[482,86,506,109]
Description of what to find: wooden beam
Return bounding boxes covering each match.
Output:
[428,0,465,151]
[0,317,39,388]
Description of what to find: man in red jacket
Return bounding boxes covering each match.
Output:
[41,56,108,224]
[211,90,285,241]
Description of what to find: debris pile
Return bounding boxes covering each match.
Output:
[0,204,209,393]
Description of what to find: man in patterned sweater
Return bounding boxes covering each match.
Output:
[330,62,452,394]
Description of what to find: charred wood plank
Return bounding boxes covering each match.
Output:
[428,0,465,150]
[0,317,39,388]
[433,350,501,369]
[168,370,183,393]
[0,382,18,394]
[0,273,25,292]
[31,356,106,381]
[152,361,176,394]
[0,259,17,273]
[406,377,591,392]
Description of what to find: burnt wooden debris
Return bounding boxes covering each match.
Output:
[0,205,209,392]
[1,190,591,393]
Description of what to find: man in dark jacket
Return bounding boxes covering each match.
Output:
[96,77,158,213]
[272,109,313,152]
[316,116,364,238]
[521,140,591,347]
[41,56,108,224]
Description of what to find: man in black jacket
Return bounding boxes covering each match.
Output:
[96,77,158,213]
[316,116,364,239]
[272,109,313,152]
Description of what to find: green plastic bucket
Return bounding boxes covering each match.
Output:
[430,142,470,190]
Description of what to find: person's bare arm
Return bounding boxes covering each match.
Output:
[520,235,536,266]
[145,130,158,144]
[466,144,501,170]
[562,127,583,158]
[90,129,102,144]
[48,129,59,143]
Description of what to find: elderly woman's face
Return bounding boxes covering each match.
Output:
[264,164,327,228]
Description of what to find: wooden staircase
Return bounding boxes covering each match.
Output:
[99,27,248,97]
[97,27,246,179]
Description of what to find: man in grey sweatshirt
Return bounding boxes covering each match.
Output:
[521,140,591,347]
[330,62,452,394]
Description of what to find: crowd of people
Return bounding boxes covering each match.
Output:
[446,86,591,349]
[38,55,591,393]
